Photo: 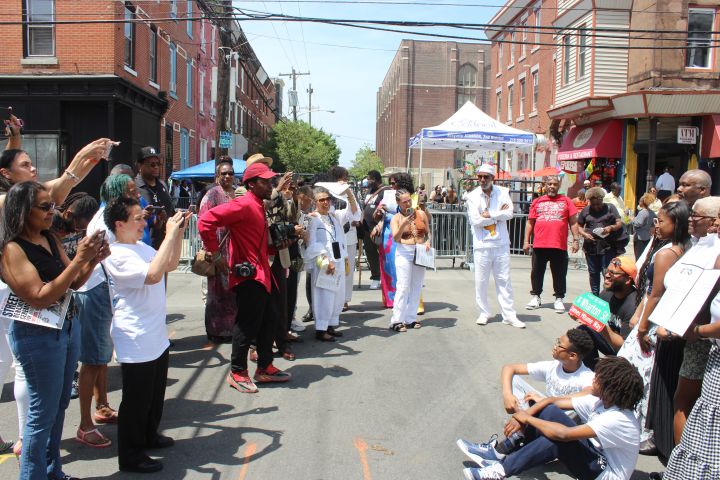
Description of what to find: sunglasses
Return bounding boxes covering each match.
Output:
[219,172,235,176]
[477,175,492,180]
[316,197,331,203]
[33,202,56,212]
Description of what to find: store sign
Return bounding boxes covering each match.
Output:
[573,127,594,148]
[677,126,698,145]
[559,160,584,173]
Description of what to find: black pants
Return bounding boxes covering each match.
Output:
[362,229,381,281]
[286,268,299,330]
[530,248,568,298]
[634,238,649,260]
[305,272,312,307]
[271,257,288,354]
[579,325,618,371]
[118,348,170,467]
[232,280,277,371]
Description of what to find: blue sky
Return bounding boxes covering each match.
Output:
[234,1,504,166]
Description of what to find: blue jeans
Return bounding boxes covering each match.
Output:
[9,318,80,480]
[502,405,606,479]
[585,253,613,296]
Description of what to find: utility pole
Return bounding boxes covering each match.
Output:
[279,68,310,121]
[307,84,313,126]
[211,0,234,162]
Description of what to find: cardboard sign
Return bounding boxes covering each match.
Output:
[568,292,611,332]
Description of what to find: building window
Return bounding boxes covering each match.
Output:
[496,92,502,120]
[520,20,527,58]
[170,0,177,18]
[149,27,158,83]
[186,0,193,37]
[519,78,526,116]
[507,84,514,122]
[169,43,177,96]
[509,31,515,65]
[532,71,539,111]
[186,60,193,106]
[199,69,205,113]
[578,25,588,77]
[563,35,572,84]
[23,0,55,57]
[22,134,61,181]
[200,17,206,52]
[180,128,189,169]
[457,63,477,110]
[211,26,217,61]
[535,8,541,47]
[687,9,715,68]
[124,3,135,68]
[498,38,503,72]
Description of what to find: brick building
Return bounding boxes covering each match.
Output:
[376,40,491,188]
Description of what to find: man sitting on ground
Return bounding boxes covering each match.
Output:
[458,356,643,480]
[500,328,595,414]
[579,256,638,370]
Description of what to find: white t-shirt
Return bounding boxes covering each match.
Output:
[76,206,116,293]
[104,242,168,363]
[527,360,595,397]
[572,394,640,480]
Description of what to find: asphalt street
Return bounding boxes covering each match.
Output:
[0,257,663,480]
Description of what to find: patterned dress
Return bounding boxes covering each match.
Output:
[199,185,237,339]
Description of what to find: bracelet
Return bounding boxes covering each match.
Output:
[65,170,80,182]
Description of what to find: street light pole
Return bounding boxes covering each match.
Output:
[279,68,310,121]
[307,84,314,126]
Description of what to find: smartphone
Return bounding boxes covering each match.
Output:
[149,205,165,212]
[406,207,415,217]
[97,230,106,243]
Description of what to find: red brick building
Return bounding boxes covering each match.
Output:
[376,40,491,188]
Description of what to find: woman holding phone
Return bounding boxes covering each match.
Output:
[389,189,431,332]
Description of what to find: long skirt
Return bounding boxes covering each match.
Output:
[204,266,237,338]
[665,344,720,479]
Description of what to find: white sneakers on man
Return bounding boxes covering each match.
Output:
[369,279,380,290]
[502,317,526,329]
[554,298,565,313]
[476,314,489,326]
[290,319,306,332]
[525,295,541,310]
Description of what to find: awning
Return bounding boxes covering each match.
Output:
[557,120,623,161]
[702,115,720,158]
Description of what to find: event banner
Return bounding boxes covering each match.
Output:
[568,293,611,332]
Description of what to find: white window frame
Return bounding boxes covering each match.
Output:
[531,68,539,112]
[149,27,157,84]
[687,8,716,69]
[211,26,217,61]
[519,77,526,116]
[578,24,588,78]
[496,90,502,120]
[520,20,527,59]
[199,69,205,113]
[199,138,208,164]
[200,17,206,52]
[506,81,514,123]
[563,35,572,84]
[186,60,193,107]
[169,43,177,96]
[498,37,503,74]
[509,31,516,66]
[186,0,193,38]
[170,0,177,19]
[534,7,541,49]
[180,128,189,169]
[123,3,135,68]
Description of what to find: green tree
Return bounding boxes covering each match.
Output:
[260,121,340,173]
[349,145,384,180]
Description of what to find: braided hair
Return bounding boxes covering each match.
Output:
[635,236,668,307]
[594,357,644,410]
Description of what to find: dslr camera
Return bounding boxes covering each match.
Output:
[233,262,256,278]
[269,222,298,248]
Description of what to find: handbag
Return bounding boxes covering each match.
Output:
[191,232,230,277]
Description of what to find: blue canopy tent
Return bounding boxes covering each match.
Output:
[169,158,246,179]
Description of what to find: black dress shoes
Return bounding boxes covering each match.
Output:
[148,435,175,449]
[119,456,163,473]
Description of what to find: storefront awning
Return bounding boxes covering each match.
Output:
[702,115,720,159]
[557,120,623,161]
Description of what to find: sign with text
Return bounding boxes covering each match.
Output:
[677,126,698,145]
[219,131,232,148]
[568,292,611,332]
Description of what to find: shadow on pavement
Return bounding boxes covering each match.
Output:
[262,364,353,390]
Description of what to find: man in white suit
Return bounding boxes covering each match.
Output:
[466,164,525,328]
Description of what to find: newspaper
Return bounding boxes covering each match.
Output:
[0,288,73,330]
[414,245,436,270]
[315,269,342,291]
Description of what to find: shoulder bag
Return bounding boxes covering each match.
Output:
[191,231,230,277]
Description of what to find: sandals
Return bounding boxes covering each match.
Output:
[407,322,422,329]
[75,427,112,448]
[327,326,343,338]
[94,403,118,424]
[315,331,336,342]
[0,440,13,455]
[389,323,407,332]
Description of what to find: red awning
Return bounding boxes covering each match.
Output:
[702,115,720,158]
[557,120,623,161]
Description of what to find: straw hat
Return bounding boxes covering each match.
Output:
[246,153,273,167]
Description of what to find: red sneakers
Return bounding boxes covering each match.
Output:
[254,364,292,383]
[226,370,258,393]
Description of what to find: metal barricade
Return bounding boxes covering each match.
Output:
[178,214,200,270]
[427,207,471,267]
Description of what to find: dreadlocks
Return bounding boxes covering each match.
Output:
[594,357,644,410]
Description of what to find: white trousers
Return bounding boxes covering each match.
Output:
[391,244,426,326]
[473,248,517,320]
[310,265,346,331]
[1,325,28,439]
[345,243,356,303]
[0,320,12,385]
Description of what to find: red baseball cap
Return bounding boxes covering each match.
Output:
[242,162,278,183]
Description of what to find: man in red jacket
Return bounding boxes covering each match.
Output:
[198,162,292,393]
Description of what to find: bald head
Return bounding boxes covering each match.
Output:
[678,169,712,207]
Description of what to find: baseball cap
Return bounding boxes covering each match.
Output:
[477,164,495,176]
[242,162,278,183]
[246,153,273,167]
[137,146,160,163]
[611,256,637,283]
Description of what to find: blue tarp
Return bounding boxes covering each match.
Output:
[169,159,246,179]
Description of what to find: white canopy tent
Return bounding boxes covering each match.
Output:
[408,101,536,182]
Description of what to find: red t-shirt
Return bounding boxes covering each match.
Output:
[529,194,577,250]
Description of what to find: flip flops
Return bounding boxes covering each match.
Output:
[75,427,112,448]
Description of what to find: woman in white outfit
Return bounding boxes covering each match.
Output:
[305,186,359,342]
[389,190,431,332]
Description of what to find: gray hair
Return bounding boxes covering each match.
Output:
[694,196,720,217]
[110,163,134,176]
[543,175,561,184]
[313,186,330,198]
[585,187,606,202]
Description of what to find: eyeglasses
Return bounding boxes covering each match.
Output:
[554,338,569,352]
[33,202,55,212]
[219,172,235,176]
[690,212,716,221]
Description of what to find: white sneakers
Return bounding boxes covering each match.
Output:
[476,314,489,325]
[502,317,526,329]
[525,295,541,310]
[290,319,306,332]
[554,298,565,313]
[369,279,380,290]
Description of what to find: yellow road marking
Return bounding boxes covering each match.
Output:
[353,437,372,480]
[237,443,257,480]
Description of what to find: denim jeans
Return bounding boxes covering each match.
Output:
[585,253,613,296]
[9,318,80,480]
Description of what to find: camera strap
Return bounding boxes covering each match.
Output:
[318,214,337,242]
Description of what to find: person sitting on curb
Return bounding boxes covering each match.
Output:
[458,356,643,480]
[499,328,595,414]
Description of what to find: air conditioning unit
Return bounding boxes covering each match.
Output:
[173,122,181,132]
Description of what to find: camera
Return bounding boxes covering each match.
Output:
[269,222,297,248]
[233,262,256,278]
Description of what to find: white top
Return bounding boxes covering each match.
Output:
[526,360,595,397]
[711,291,720,328]
[572,395,640,480]
[76,206,116,293]
[664,234,720,290]
[104,242,169,363]
[465,185,514,250]
[655,172,675,192]
[304,209,354,270]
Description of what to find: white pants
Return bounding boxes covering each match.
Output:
[391,244,426,326]
[345,243,356,303]
[1,326,28,439]
[310,265,346,331]
[473,248,517,320]
[0,320,12,385]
